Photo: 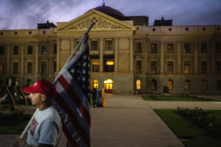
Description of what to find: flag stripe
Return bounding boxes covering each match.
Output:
[54,90,90,147]
[54,81,89,135]
[52,97,88,147]
[62,121,79,147]
[57,75,91,125]
[63,71,90,112]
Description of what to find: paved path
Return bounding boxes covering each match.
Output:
[0,95,185,147]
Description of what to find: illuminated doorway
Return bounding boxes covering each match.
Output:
[104,79,113,93]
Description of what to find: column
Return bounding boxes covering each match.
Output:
[211,42,216,74]
[194,41,198,74]
[20,44,24,75]
[129,38,133,72]
[35,43,39,75]
[99,38,103,72]
[160,42,164,75]
[114,38,119,72]
[71,39,74,54]
[56,39,60,74]
[7,44,10,74]
[177,42,181,74]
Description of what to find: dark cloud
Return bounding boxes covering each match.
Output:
[0,0,221,30]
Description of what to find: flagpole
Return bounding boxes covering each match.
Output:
[53,21,95,83]
[19,21,95,139]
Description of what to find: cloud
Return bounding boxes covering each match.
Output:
[0,0,221,30]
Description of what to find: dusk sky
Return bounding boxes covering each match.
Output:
[0,0,221,30]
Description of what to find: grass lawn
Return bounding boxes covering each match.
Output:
[142,96,218,101]
[0,123,28,134]
[154,109,221,147]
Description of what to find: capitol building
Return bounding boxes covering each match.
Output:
[0,4,221,95]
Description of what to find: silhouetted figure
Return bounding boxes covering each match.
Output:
[91,88,97,108]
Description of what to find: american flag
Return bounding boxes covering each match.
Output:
[52,35,91,147]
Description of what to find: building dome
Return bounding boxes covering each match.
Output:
[86,4,130,20]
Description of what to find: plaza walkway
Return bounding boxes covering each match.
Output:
[0,95,186,147]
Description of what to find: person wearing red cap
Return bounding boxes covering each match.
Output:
[12,80,62,147]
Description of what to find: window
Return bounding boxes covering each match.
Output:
[42,45,47,54]
[14,46,19,55]
[201,43,207,53]
[201,80,207,90]
[91,41,98,51]
[167,80,173,90]
[106,61,114,72]
[136,79,141,90]
[201,61,207,74]
[184,80,190,90]
[27,62,32,74]
[54,61,57,73]
[92,62,99,72]
[0,46,4,55]
[184,61,190,74]
[151,80,157,90]
[216,43,221,53]
[184,43,190,53]
[167,61,173,74]
[151,44,157,53]
[105,40,112,50]
[93,79,98,89]
[13,62,18,74]
[28,46,33,54]
[54,44,57,54]
[216,61,220,74]
[217,80,221,90]
[136,61,141,74]
[42,62,47,74]
[136,43,141,53]
[167,44,173,53]
[151,61,157,74]
[0,63,4,73]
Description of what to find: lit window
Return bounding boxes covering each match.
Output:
[106,61,114,72]
[167,80,173,90]
[136,79,141,90]
[93,79,98,89]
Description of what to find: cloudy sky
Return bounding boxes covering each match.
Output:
[0,0,221,30]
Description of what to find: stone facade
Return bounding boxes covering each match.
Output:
[0,8,221,95]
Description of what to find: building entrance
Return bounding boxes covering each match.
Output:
[104,79,113,93]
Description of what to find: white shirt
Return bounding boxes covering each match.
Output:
[27,106,62,147]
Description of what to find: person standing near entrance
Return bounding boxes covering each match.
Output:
[12,80,62,147]
[91,88,97,108]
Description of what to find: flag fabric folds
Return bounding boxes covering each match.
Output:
[52,35,91,147]
[96,89,106,107]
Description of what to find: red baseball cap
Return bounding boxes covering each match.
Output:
[23,80,56,97]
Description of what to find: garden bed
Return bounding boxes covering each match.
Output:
[154,109,221,147]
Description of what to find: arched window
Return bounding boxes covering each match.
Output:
[151,80,157,90]
[167,80,173,90]
[136,79,141,90]
[93,79,98,90]
[184,80,190,90]
[202,80,207,90]
[217,80,221,90]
